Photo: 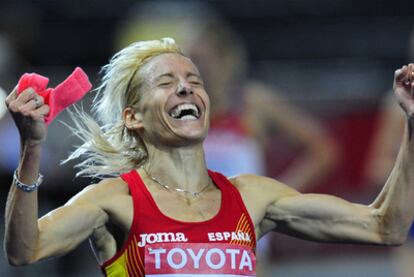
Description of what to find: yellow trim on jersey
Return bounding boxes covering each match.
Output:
[103,252,129,277]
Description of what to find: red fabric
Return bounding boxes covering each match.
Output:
[17,67,92,125]
[101,169,256,276]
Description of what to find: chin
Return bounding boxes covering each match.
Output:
[165,118,209,147]
[171,123,209,145]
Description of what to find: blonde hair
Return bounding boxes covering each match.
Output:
[64,38,183,178]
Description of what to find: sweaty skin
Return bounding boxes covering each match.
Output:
[4,55,414,267]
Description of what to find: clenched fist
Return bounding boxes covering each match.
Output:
[5,87,50,145]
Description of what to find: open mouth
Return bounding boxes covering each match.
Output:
[168,103,200,120]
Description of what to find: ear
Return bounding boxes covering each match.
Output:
[123,107,143,130]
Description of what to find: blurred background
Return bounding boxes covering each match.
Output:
[1,0,414,276]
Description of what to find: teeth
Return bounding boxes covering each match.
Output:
[169,103,199,119]
[180,115,197,120]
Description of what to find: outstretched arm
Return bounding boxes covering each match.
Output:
[4,87,108,265]
[364,91,404,186]
[241,64,414,245]
[367,64,414,240]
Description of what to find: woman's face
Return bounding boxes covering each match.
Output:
[135,53,210,147]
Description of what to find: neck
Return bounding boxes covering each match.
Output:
[142,143,210,193]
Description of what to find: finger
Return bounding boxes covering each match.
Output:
[395,66,409,83]
[18,95,44,115]
[395,67,414,88]
[7,89,38,113]
[407,64,414,84]
[29,104,50,121]
[404,68,414,87]
[17,88,37,102]
[4,85,18,107]
[411,81,414,97]
[14,88,37,108]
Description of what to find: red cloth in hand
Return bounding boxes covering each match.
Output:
[17,67,92,125]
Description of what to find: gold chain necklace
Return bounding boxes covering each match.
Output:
[142,167,212,197]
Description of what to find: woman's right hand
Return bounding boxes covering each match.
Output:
[5,87,50,146]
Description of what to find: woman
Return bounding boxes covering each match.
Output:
[4,38,414,277]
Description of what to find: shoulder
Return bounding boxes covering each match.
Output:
[227,174,300,226]
[64,177,132,227]
[66,177,129,207]
[229,174,299,199]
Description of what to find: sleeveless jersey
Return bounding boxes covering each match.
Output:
[101,170,257,276]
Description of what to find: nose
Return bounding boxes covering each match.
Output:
[176,81,193,96]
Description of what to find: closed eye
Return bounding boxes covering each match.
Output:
[190,81,202,86]
[158,82,173,87]
[189,77,204,86]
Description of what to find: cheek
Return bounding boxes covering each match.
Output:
[141,97,170,131]
[143,106,165,126]
[140,90,164,114]
[205,93,210,106]
[200,92,210,113]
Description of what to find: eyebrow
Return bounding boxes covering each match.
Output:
[187,72,202,79]
[154,73,174,82]
[154,72,202,82]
